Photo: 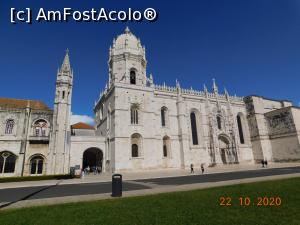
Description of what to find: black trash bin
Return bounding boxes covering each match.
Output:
[112,174,122,197]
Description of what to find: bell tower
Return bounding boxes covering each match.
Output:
[108,27,147,87]
[48,49,73,175]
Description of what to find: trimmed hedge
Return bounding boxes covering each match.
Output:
[0,174,75,183]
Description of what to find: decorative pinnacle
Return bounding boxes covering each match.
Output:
[176,79,180,88]
[124,26,130,34]
[203,84,208,93]
[212,78,218,93]
[224,87,229,96]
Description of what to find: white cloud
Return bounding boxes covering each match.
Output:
[70,114,94,125]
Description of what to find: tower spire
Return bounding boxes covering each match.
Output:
[49,50,73,175]
[60,48,71,73]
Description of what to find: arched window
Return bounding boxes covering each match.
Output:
[30,155,44,175]
[131,133,142,158]
[5,119,14,134]
[161,107,168,127]
[0,151,17,174]
[217,116,222,130]
[130,105,139,124]
[163,136,170,158]
[237,115,245,144]
[163,145,167,157]
[131,144,139,157]
[130,70,136,85]
[190,112,199,145]
[34,119,48,136]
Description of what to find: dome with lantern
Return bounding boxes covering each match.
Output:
[110,27,145,57]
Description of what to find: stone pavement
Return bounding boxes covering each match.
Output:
[1,162,299,190]
[1,173,300,210]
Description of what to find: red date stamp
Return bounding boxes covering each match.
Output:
[219,196,282,206]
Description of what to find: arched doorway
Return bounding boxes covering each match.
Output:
[218,135,230,164]
[82,148,103,173]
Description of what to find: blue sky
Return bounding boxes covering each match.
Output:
[1,0,300,123]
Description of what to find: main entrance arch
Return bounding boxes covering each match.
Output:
[82,148,103,171]
[218,135,230,164]
[218,135,238,164]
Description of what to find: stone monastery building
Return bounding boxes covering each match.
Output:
[1,27,300,177]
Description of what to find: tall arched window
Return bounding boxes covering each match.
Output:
[163,136,170,158]
[130,105,139,124]
[34,119,48,136]
[237,115,245,144]
[161,107,167,127]
[30,155,44,174]
[217,116,222,130]
[0,151,17,174]
[190,112,199,145]
[130,70,136,84]
[5,119,14,134]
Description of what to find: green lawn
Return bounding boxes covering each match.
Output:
[0,177,299,225]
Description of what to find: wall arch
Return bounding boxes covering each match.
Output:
[29,154,46,175]
[131,133,142,158]
[82,148,104,172]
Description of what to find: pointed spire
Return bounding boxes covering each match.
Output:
[60,48,71,73]
[224,87,229,96]
[203,84,208,93]
[176,79,181,95]
[176,79,180,89]
[212,78,218,94]
[224,87,229,101]
[124,26,131,34]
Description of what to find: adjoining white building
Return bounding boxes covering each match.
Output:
[1,27,300,177]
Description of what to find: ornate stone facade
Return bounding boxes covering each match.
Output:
[0,27,300,177]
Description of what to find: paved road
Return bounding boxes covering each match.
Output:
[0,166,299,206]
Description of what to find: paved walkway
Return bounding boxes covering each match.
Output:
[0,162,299,190]
[0,165,299,210]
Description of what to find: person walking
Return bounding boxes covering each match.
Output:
[201,164,205,174]
[264,160,268,168]
[190,163,194,174]
[261,160,265,168]
[81,169,85,179]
